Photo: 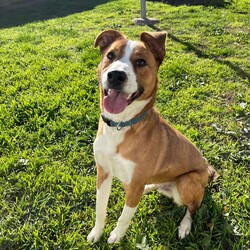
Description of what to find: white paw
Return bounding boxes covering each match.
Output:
[178,219,191,239]
[107,230,124,244]
[87,227,103,243]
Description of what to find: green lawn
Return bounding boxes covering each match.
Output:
[0,0,249,249]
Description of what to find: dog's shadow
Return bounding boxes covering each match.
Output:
[125,182,242,249]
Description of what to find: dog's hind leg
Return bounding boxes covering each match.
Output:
[87,165,112,243]
[176,170,208,239]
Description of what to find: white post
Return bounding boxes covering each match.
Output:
[134,0,159,25]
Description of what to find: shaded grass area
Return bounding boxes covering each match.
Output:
[0,0,249,249]
[0,0,110,28]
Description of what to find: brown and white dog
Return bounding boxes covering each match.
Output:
[87,29,218,244]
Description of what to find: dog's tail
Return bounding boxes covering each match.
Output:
[207,165,220,183]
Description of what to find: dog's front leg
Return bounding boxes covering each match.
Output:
[87,165,112,243]
[107,183,144,244]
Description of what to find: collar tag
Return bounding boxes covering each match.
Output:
[116,122,123,131]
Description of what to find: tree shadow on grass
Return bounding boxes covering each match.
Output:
[168,33,250,82]
[148,0,229,7]
[0,0,110,29]
[148,24,250,82]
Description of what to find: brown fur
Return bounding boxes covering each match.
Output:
[117,107,210,208]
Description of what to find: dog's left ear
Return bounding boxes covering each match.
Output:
[94,29,124,53]
[140,32,166,64]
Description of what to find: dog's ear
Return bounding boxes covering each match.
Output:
[140,31,166,64]
[94,29,124,53]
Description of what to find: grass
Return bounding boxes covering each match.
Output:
[0,0,249,249]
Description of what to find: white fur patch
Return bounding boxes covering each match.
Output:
[178,210,192,239]
[144,182,183,206]
[94,125,135,184]
[143,184,158,194]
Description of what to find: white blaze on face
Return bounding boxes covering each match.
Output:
[120,40,138,94]
[102,40,138,94]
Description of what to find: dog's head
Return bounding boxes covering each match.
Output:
[95,29,166,120]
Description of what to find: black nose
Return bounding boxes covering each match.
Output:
[107,71,127,89]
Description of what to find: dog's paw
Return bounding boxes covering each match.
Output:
[87,227,103,243]
[178,218,191,239]
[107,229,124,244]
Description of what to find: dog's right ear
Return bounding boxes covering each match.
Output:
[94,29,124,53]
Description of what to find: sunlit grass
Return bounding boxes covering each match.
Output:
[0,0,249,249]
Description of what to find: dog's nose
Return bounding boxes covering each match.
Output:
[107,71,127,89]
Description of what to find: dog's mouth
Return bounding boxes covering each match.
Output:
[103,88,143,114]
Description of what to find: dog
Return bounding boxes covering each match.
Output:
[87,29,218,244]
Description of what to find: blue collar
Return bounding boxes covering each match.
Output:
[101,110,149,130]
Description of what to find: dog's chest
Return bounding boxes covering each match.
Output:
[94,126,135,184]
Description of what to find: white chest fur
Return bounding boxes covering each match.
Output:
[94,125,136,184]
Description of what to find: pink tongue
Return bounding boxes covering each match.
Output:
[103,90,128,114]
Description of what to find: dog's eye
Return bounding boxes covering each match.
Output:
[107,52,115,61]
[135,59,147,67]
